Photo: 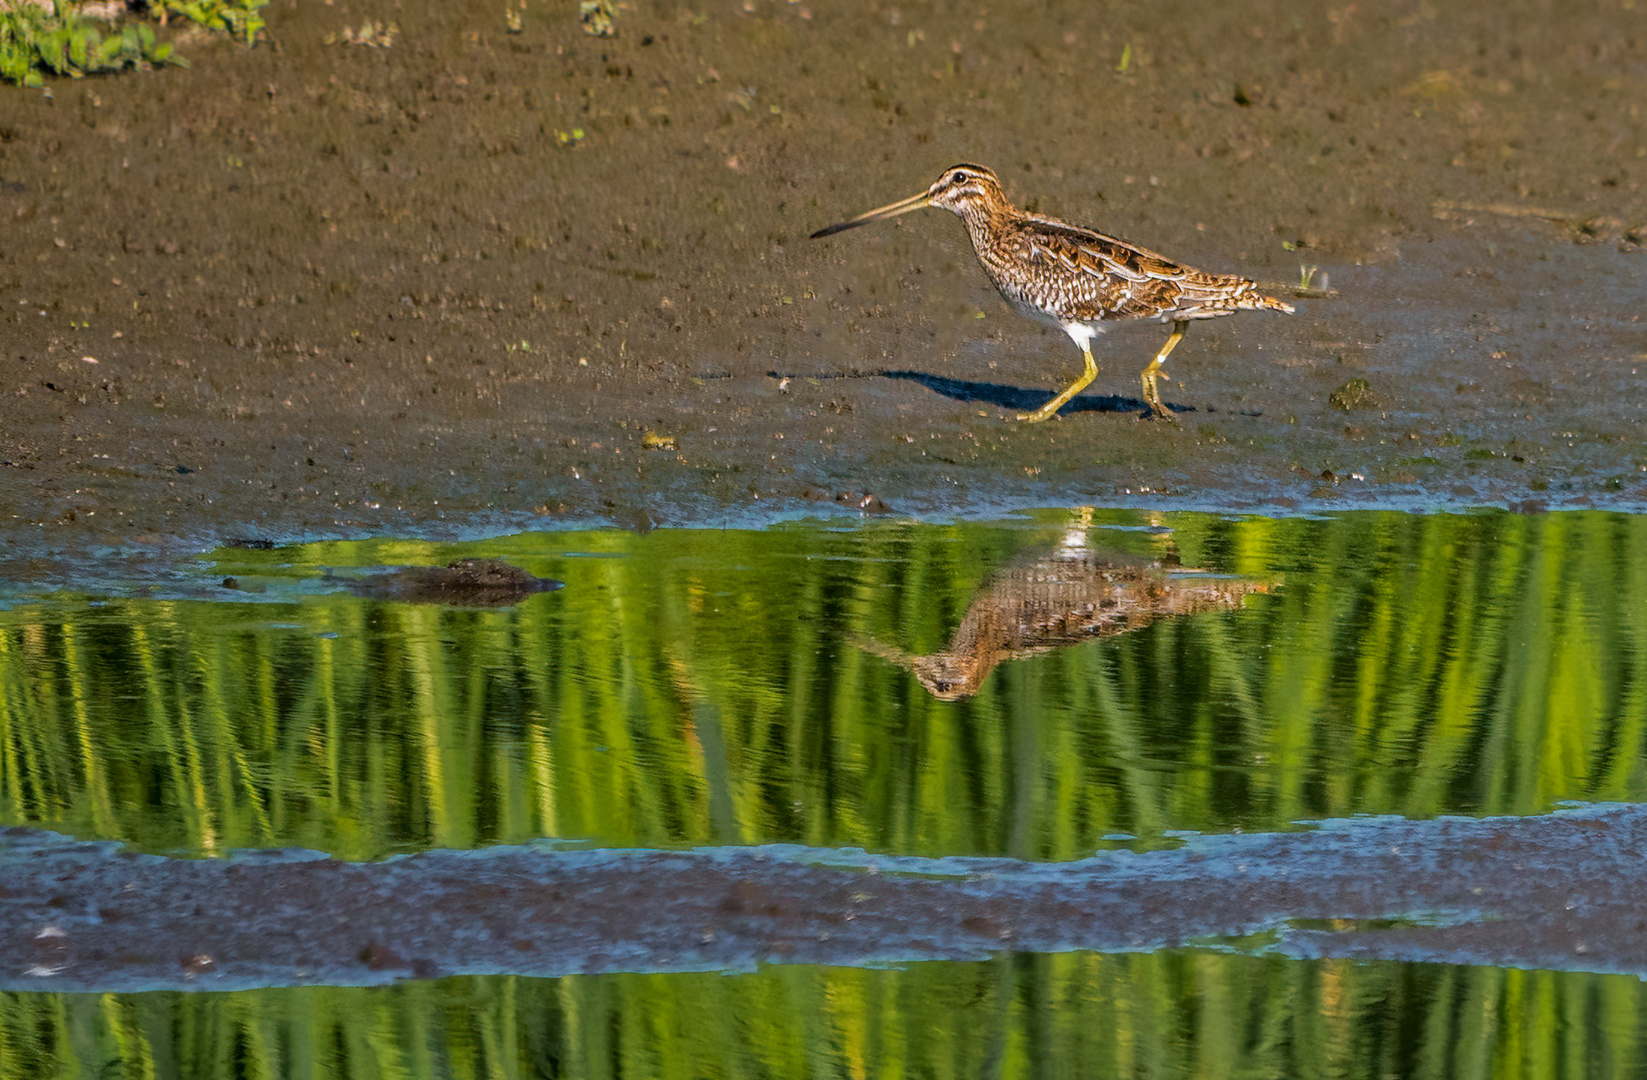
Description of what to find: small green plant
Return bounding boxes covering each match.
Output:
[1,2,180,88]
[150,0,266,45]
[2,0,267,89]
[325,18,397,47]
[579,0,615,37]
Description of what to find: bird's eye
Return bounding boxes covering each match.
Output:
[950,171,967,185]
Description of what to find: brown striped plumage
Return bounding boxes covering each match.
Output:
[812,164,1294,421]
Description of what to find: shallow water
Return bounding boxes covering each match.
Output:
[2,508,1645,1076]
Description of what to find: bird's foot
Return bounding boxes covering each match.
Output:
[1014,407,1059,424]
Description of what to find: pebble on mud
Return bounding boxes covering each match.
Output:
[1329,378,1378,411]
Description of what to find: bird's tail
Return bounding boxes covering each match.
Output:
[1243,289,1296,315]
[1179,276,1298,316]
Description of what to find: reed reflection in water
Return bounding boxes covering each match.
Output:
[0,940,1642,1077]
[0,508,1644,1077]
[1,509,1643,859]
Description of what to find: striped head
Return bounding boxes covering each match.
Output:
[921,164,1008,219]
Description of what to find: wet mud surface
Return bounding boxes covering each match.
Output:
[6,804,1647,992]
[0,0,1643,574]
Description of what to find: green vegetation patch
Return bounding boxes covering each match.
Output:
[150,0,266,44]
[1,0,265,89]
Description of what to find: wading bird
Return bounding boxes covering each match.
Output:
[812,164,1294,421]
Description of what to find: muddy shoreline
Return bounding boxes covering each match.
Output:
[6,804,1646,992]
[1,0,1642,575]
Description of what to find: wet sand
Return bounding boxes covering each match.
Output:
[0,0,1641,575]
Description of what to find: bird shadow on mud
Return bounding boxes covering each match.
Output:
[766,368,1262,418]
[880,370,1186,418]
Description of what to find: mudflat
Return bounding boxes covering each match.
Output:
[1,0,1642,572]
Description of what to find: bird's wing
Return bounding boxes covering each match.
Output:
[1022,217,1256,320]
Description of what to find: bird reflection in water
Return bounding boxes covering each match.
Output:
[858,526,1275,702]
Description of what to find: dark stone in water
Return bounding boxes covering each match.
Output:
[342,558,564,607]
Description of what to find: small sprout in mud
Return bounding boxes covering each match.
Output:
[580,0,616,37]
[1115,42,1132,72]
[642,431,676,451]
[327,20,397,47]
[504,3,523,33]
[554,128,586,148]
[1329,378,1377,411]
[1298,265,1318,289]
[505,340,532,353]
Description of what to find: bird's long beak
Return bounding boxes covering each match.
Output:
[810,189,933,239]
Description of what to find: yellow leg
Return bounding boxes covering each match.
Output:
[1017,344,1098,423]
[1140,320,1188,420]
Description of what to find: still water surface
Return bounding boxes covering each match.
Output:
[1,508,1644,1077]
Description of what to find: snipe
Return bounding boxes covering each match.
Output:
[811,164,1294,421]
